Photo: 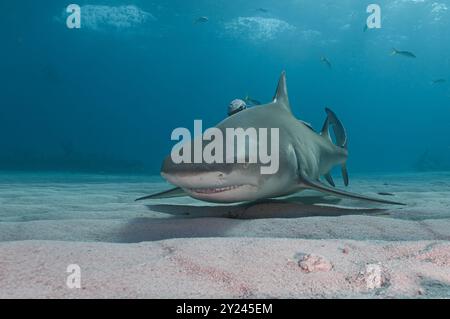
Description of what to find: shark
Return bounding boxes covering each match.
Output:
[136,72,405,206]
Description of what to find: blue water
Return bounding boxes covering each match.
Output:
[1,0,450,175]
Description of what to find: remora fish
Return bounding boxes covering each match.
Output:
[137,72,405,206]
[391,48,416,58]
[244,94,262,106]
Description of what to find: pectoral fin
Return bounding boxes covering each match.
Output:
[135,187,187,201]
[301,176,405,206]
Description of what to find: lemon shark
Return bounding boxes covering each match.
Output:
[137,72,404,206]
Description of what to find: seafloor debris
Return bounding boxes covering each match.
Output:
[298,254,333,273]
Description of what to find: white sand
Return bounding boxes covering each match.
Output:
[0,171,450,298]
[1,239,450,298]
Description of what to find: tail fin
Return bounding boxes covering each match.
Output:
[321,107,349,186]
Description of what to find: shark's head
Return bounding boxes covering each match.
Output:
[161,155,267,203]
[160,72,298,203]
[160,135,296,203]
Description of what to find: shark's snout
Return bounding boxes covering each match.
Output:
[161,170,227,189]
[160,156,261,203]
[161,156,230,187]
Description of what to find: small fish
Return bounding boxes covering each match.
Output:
[320,56,332,69]
[244,94,262,106]
[431,78,446,85]
[194,16,209,24]
[391,48,416,58]
[363,24,368,32]
[256,8,269,13]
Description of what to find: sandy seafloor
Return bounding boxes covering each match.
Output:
[0,171,450,298]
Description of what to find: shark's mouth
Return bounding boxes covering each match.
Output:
[187,185,244,195]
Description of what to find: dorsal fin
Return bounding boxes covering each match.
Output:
[272,71,291,112]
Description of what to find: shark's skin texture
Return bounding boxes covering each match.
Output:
[137,72,404,206]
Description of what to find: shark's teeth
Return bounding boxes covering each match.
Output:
[189,185,242,194]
